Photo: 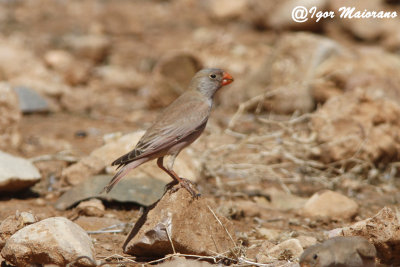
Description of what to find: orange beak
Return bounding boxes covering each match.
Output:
[222,72,234,86]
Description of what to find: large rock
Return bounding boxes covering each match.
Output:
[0,83,21,149]
[62,131,197,186]
[328,207,400,265]
[302,190,358,220]
[1,217,96,267]
[55,175,166,210]
[311,90,400,164]
[0,151,41,192]
[123,186,236,257]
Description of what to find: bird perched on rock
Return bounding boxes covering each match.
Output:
[102,68,234,198]
[299,236,376,267]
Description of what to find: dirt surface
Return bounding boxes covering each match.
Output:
[1,0,400,266]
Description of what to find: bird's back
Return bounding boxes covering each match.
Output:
[112,90,211,167]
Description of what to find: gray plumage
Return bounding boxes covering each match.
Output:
[102,68,234,196]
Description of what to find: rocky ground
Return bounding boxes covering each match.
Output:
[1,0,400,266]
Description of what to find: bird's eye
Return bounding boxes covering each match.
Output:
[209,74,217,79]
[313,254,318,260]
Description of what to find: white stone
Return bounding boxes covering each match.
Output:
[1,217,96,266]
[0,151,41,192]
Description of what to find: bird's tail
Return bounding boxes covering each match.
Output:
[101,158,147,194]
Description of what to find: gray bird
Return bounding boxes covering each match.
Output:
[102,68,234,197]
[300,236,376,267]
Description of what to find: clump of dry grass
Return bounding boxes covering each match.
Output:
[201,93,399,195]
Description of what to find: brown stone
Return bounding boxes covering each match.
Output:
[123,186,236,257]
[311,90,400,164]
[302,190,358,220]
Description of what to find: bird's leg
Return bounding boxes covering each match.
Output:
[164,179,178,192]
[169,171,201,197]
[157,157,200,199]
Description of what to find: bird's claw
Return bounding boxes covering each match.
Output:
[164,177,200,199]
[180,177,201,199]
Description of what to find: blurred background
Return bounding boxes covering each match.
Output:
[1,0,400,265]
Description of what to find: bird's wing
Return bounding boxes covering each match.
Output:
[112,94,210,167]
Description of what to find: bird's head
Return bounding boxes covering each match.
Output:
[190,68,234,98]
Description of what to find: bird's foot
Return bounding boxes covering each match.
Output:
[180,177,201,199]
[165,178,200,199]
